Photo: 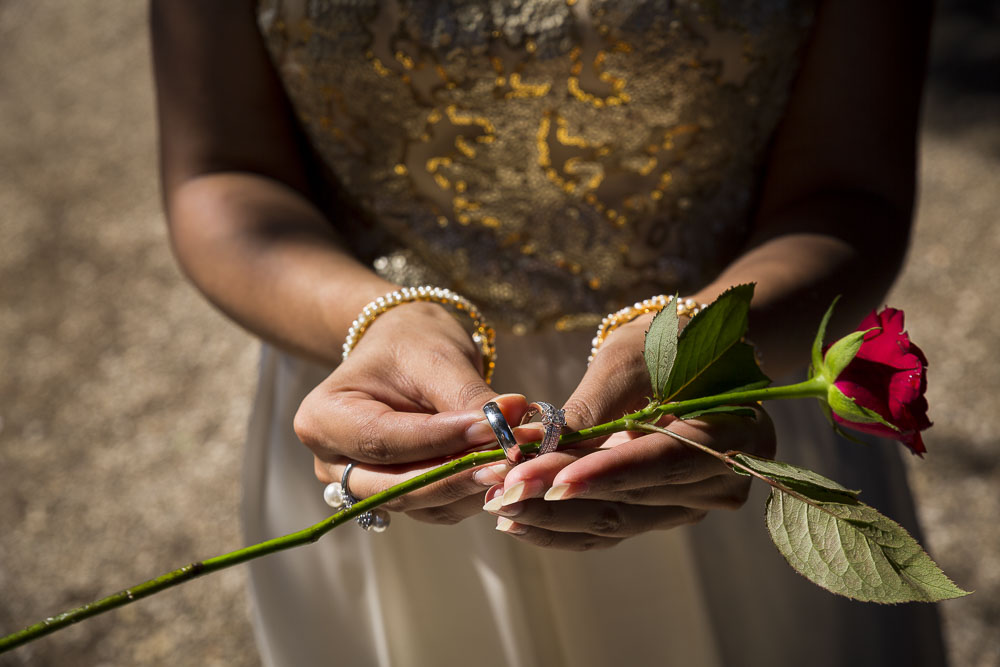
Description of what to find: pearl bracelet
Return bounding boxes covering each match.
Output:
[588,295,706,364]
[342,286,497,384]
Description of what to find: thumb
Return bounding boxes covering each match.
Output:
[561,342,651,435]
[421,354,528,423]
[425,358,498,413]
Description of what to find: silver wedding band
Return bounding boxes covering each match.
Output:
[521,401,566,456]
[483,401,524,465]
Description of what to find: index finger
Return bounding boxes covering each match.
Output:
[295,391,526,465]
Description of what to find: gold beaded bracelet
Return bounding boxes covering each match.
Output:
[342,286,497,384]
[588,295,706,365]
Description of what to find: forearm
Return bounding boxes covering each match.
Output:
[166,171,396,365]
[690,192,909,378]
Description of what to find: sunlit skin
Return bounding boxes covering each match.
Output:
[153,0,931,549]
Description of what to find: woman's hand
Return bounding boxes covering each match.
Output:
[483,314,776,550]
[294,301,526,524]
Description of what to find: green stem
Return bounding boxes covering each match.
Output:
[0,376,827,654]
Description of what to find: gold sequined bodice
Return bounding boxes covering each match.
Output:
[258,0,816,333]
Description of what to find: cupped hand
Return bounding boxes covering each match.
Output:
[484,314,777,550]
[294,301,527,523]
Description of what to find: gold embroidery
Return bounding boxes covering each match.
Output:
[258,0,817,332]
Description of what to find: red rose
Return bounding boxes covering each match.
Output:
[829,308,932,455]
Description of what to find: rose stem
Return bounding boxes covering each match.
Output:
[0,377,827,653]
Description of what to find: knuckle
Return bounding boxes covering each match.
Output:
[591,504,626,536]
[293,403,320,451]
[572,538,611,552]
[561,397,602,432]
[620,486,652,503]
[531,530,557,549]
[381,495,414,512]
[355,417,394,463]
[718,481,751,510]
[453,379,493,410]
[411,505,465,525]
[426,475,476,505]
[658,453,695,484]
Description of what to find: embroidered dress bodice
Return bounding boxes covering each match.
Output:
[258,0,814,332]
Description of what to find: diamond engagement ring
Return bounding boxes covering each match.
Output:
[520,401,566,456]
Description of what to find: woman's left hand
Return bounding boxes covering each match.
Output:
[484,314,776,551]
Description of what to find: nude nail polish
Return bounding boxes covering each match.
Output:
[495,517,527,535]
[502,481,527,505]
[544,483,572,501]
[473,463,509,486]
[544,482,587,501]
[483,495,503,512]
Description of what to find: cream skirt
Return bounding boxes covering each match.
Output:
[242,330,945,666]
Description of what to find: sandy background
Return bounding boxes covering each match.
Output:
[1,2,997,665]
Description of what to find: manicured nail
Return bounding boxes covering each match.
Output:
[473,463,509,486]
[466,419,496,445]
[489,393,526,405]
[501,480,542,506]
[496,517,527,535]
[483,495,504,512]
[484,496,522,517]
[544,483,572,501]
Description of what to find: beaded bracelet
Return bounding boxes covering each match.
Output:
[588,295,706,364]
[342,286,497,384]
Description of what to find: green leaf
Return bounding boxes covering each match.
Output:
[644,300,680,400]
[823,328,877,380]
[669,341,770,401]
[677,405,758,421]
[811,296,840,378]
[661,284,768,401]
[765,489,970,603]
[827,385,899,431]
[730,453,860,503]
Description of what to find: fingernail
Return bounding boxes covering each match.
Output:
[483,494,504,512]
[490,393,526,404]
[502,480,542,506]
[496,517,527,535]
[544,482,586,501]
[466,419,496,445]
[473,463,509,486]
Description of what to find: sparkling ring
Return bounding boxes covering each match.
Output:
[483,401,523,465]
[321,463,390,533]
[521,401,566,456]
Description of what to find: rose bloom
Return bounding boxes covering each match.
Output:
[831,308,932,455]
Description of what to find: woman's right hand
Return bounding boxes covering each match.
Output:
[294,301,525,524]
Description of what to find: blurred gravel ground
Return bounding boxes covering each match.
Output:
[0,2,997,666]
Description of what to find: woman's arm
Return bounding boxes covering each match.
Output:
[691,0,934,378]
[491,0,934,549]
[152,0,508,520]
[152,0,396,365]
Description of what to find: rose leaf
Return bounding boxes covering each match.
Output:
[730,453,860,503]
[765,489,970,603]
[644,299,680,401]
[660,283,768,401]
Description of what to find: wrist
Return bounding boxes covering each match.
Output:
[339,285,497,383]
[588,295,705,364]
